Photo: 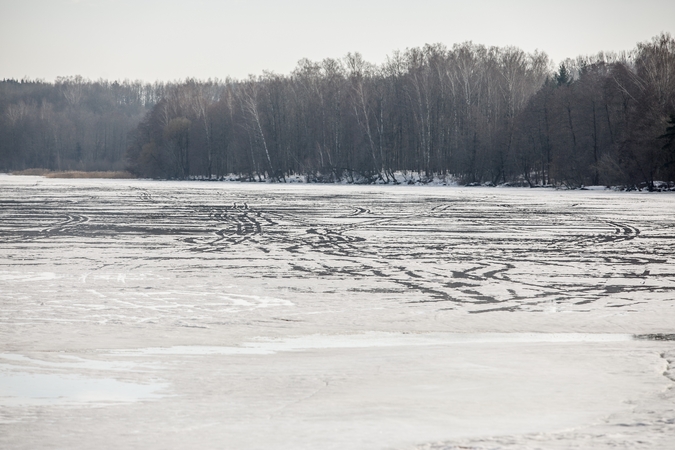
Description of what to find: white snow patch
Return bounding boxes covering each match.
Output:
[116,332,635,356]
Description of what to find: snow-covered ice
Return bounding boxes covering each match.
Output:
[0,175,674,449]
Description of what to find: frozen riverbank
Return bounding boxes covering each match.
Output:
[1,176,674,449]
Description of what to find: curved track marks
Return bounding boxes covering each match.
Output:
[1,181,672,316]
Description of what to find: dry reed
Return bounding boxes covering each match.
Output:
[11,169,136,179]
[44,171,136,179]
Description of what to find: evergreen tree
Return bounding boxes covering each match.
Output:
[554,63,572,86]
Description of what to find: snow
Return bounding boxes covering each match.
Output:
[1,176,674,449]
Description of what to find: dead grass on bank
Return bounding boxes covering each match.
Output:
[11,168,52,176]
[46,171,135,179]
[11,169,136,179]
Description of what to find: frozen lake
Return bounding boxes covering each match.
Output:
[1,175,674,449]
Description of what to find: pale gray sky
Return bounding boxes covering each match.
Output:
[1,0,673,82]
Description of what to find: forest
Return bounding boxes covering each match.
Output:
[1,33,674,188]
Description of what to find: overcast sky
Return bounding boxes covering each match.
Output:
[1,0,674,82]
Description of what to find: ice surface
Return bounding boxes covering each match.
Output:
[1,176,674,449]
[0,372,167,407]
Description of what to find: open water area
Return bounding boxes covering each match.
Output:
[1,174,674,449]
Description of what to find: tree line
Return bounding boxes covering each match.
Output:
[0,77,169,171]
[2,34,674,188]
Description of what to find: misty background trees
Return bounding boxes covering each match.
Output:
[0,77,164,172]
[1,34,674,188]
